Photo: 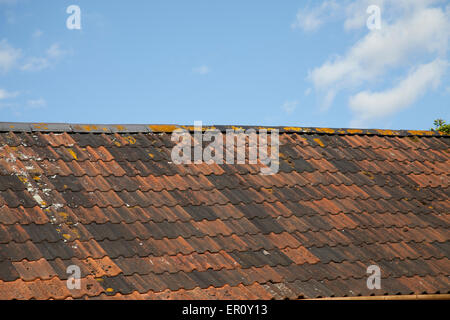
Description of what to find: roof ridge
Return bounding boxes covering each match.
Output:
[0,122,448,136]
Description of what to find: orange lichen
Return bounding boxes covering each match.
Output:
[180,125,217,132]
[125,136,136,144]
[361,171,374,179]
[283,127,302,132]
[32,123,49,130]
[346,129,363,134]
[18,176,28,184]
[58,212,69,219]
[376,129,397,135]
[315,128,335,134]
[113,125,126,131]
[67,148,78,160]
[149,125,178,132]
[407,130,434,136]
[81,125,99,131]
[313,138,325,147]
[257,127,277,131]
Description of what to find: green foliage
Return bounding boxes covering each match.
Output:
[432,119,450,134]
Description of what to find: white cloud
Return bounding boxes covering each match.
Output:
[0,39,66,73]
[192,65,211,75]
[0,88,19,100]
[310,5,449,90]
[46,43,64,59]
[32,29,43,39]
[27,98,46,108]
[21,57,50,71]
[343,0,383,30]
[302,0,450,123]
[21,43,66,72]
[0,39,21,73]
[281,100,299,115]
[291,0,340,32]
[293,0,443,32]
[349,59,448,126]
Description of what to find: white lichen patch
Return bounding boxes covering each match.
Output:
[51,203,64,210]
[6,153,16,163]
[4,142,81,248]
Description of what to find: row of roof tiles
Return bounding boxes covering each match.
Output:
[2,253,447,282]
[1,186,448,209]
[1,255,449,285]
[1,122,448,136]
[1,273,449,300]
[0,217,448,244]
[1,158,448,178]
[1,198,447,225]
[1,171,448,193]
[2,144,449,163]
[1,236,448,262]
[1,131,449,150]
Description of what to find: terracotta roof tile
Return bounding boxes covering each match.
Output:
[0,123,448,299]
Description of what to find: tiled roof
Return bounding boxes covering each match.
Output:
[0,122,449,300]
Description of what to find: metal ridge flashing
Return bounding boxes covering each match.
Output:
[0,122,448,136]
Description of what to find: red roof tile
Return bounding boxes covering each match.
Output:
[0,122,449,299]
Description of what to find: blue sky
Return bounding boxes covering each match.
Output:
[0,0,449,129]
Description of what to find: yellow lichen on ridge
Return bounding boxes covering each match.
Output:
[81,125,99,131]
[149,125,178,132]
[113,125,126,131]
[283,127,302,132]
[376,129,397,135]
[407,130,434,136]
[346,129,363,134]
[32,123,49,130]
[257,127,277,131]
[315,128,335,134]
